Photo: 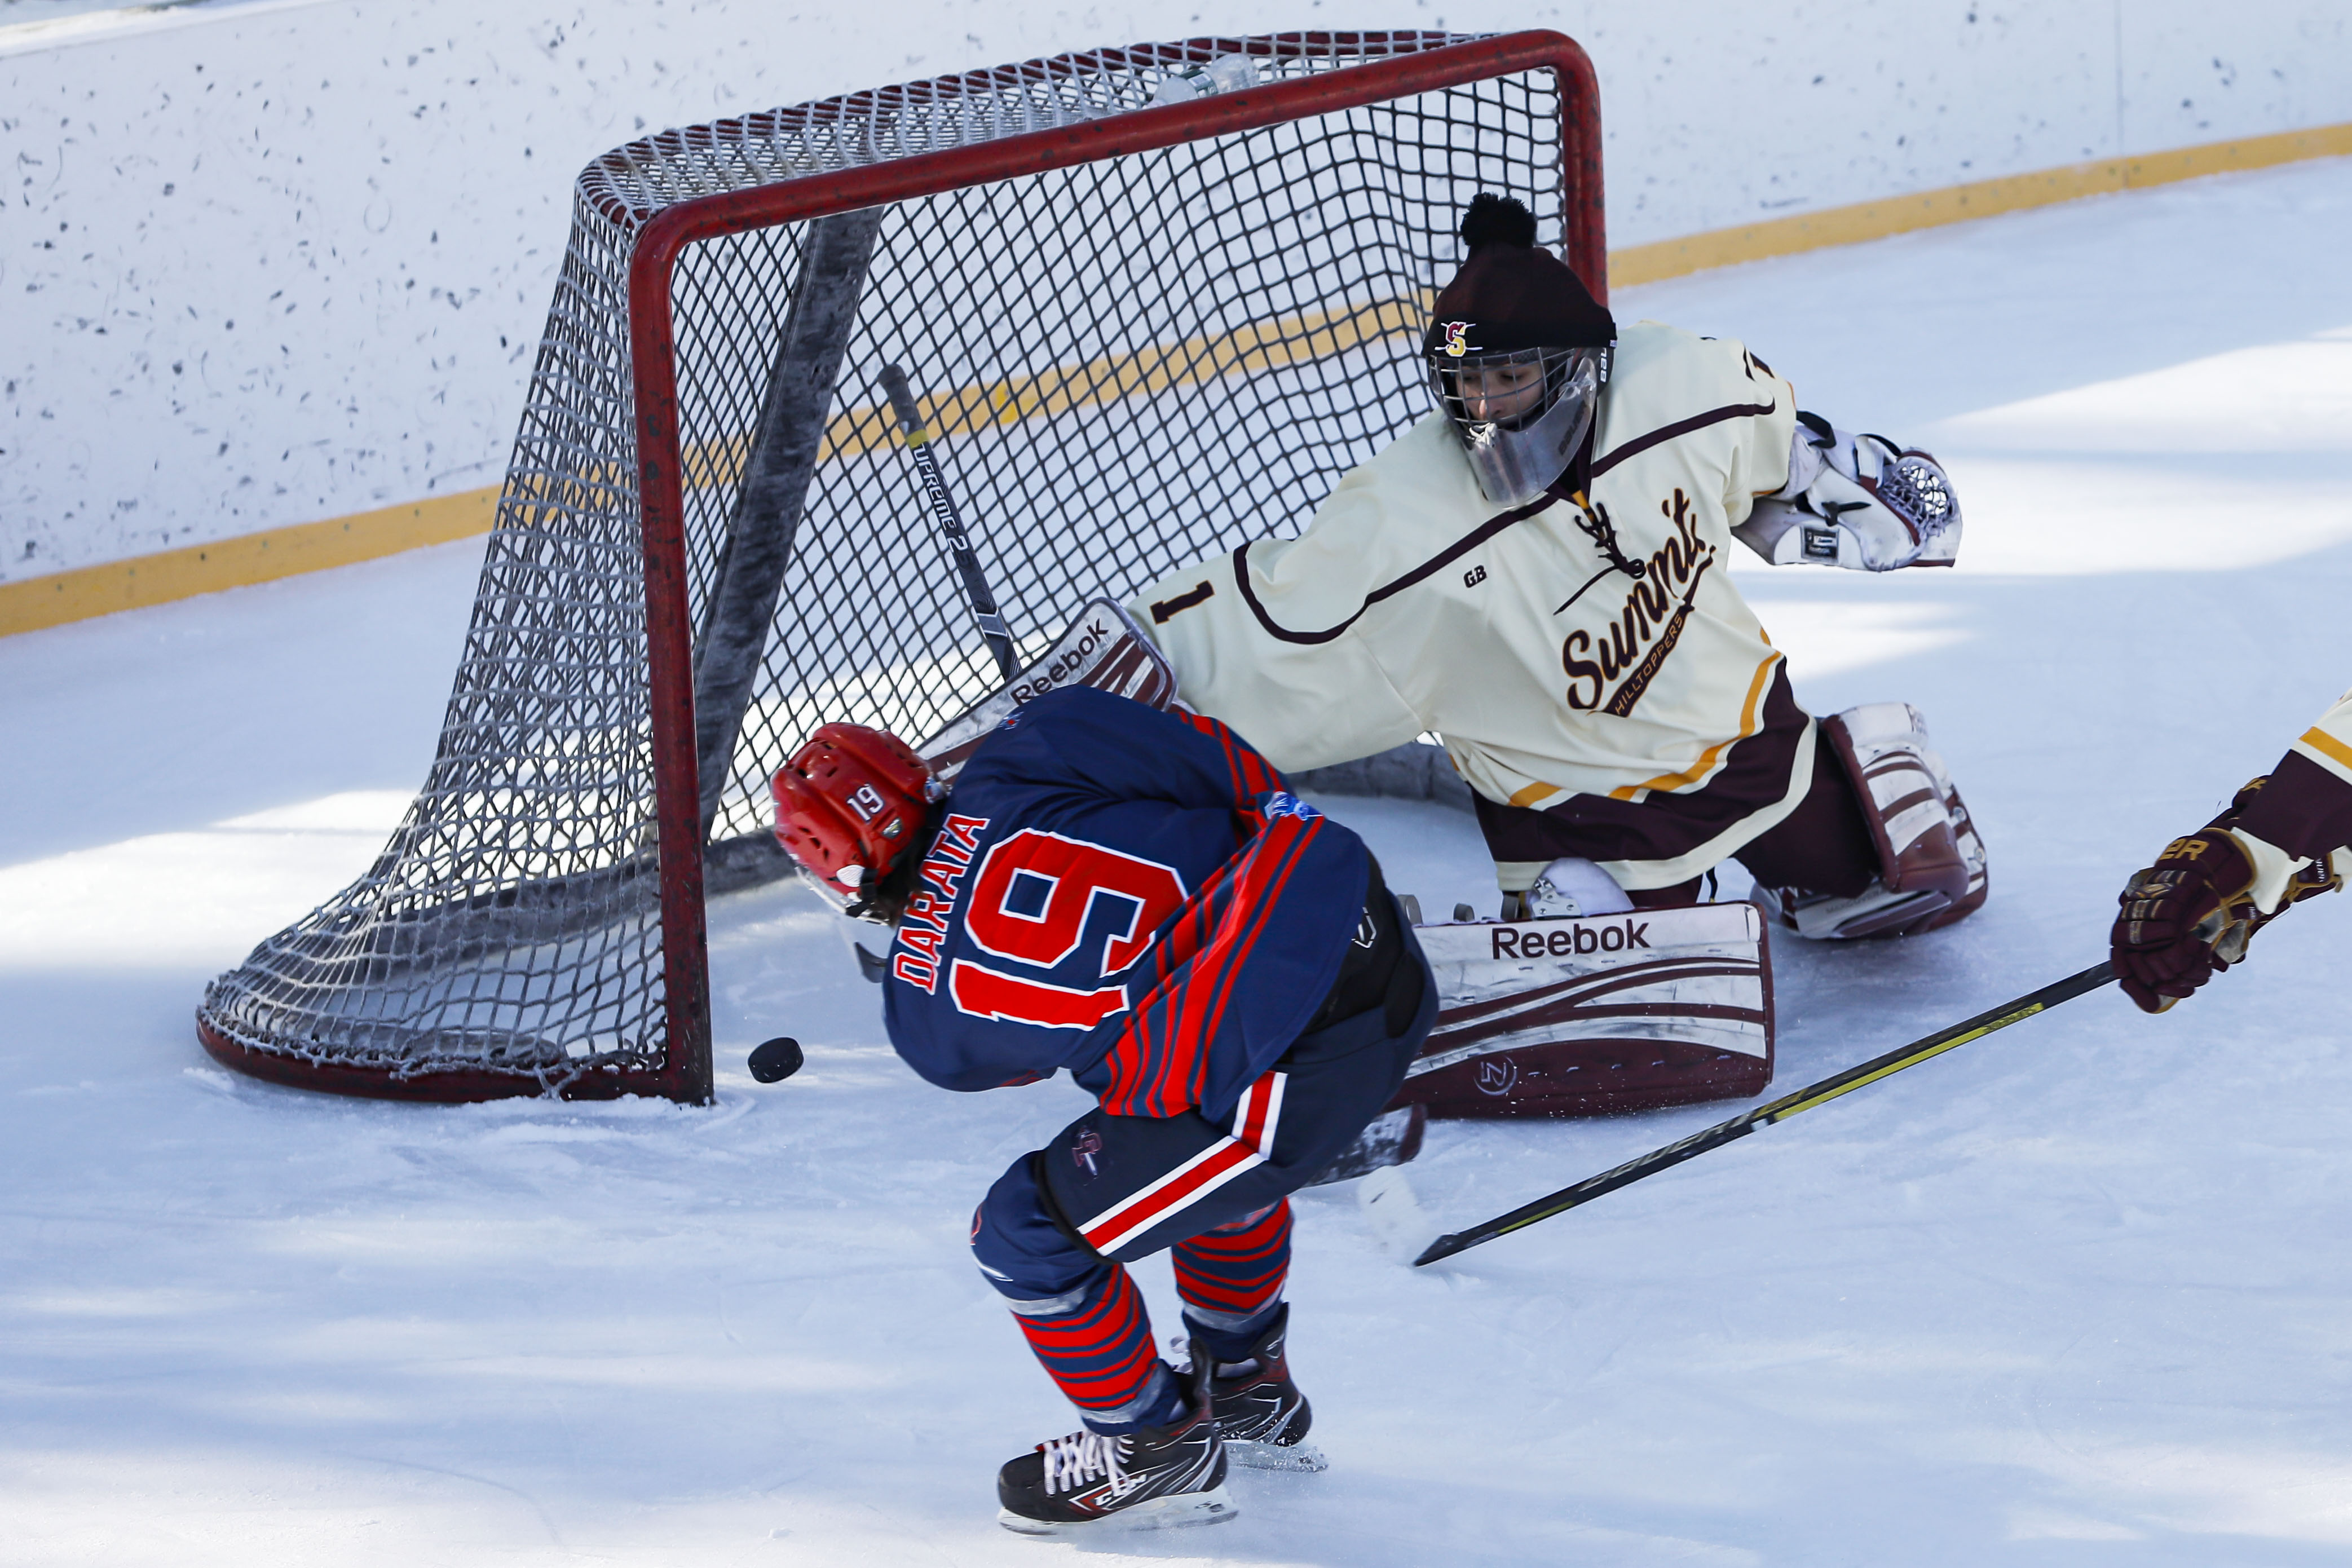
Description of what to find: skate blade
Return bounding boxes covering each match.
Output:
[996,1484,1238,1536]
[1226,1437,1329,1473]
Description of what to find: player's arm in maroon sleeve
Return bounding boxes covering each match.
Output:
[2234,750,2352,864]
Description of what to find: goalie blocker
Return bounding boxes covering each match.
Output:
[1389,902,1773,1119]
[917,600,1175,780]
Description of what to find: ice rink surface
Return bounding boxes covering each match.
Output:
[6,157,2352,1564]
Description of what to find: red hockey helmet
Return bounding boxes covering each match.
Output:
[771,723,937,918]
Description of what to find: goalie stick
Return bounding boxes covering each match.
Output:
[879,363,1020,682]
[1414,960,2116,1266]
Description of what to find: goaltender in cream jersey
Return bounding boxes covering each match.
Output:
[1132,321,1803,890]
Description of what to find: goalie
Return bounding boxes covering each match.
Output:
[1133,194,1986,939]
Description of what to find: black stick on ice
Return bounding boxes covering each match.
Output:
[879,363,1019,683]
[1415,960,2117,1266]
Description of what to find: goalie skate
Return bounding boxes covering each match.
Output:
[1389,902,1772,1119]
[917,599,1177,783]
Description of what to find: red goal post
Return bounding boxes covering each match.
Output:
[196,30,1605,1104]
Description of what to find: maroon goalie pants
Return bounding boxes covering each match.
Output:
[1474,717,1879,906]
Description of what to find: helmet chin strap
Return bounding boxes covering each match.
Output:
[833,862,889,924]
[837,796,948,925]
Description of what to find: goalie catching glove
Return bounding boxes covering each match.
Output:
[2111,776,2344,1013]
[1735,412,1961,571]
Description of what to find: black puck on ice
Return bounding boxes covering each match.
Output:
[748,1037,805,1083]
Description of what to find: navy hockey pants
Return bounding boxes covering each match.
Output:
[971,906,1435,1426]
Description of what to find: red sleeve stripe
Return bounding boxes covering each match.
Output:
[1179,709,1282,805]
[1141,818,1318,1114]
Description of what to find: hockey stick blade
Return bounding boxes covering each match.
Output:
[1414,960,2115,1266]
[879,363,1020,681]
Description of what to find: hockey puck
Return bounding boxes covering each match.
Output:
[748,1037,805,1083]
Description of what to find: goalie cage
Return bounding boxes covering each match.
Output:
[195,30,1607,1103]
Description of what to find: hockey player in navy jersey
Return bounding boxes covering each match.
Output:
[771,685,1436,1536]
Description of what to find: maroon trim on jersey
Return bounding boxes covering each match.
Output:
[1229,487,1568,646]
[1588,400,1781,480]
[1472,665,1812,877]
[1224,394,1781,652]
[2235,750,2352,862]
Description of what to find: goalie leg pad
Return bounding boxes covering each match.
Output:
[1754,705,1988,939]
[1389,902,1772,1119]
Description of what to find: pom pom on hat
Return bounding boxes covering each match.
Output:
[1423,192,1614,355]
[1459,192,1538,251]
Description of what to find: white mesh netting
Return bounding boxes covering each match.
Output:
[196,32,1588,1098]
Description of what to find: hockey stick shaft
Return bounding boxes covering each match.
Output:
[879,363,1020,682]
[1413,959,2116,1266]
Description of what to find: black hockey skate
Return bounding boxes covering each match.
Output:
[1201,1302,1327,1472]
[995,1361,1235,1536]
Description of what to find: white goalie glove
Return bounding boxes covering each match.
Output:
[1733,413,1961,571]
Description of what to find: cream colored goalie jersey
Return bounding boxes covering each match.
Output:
[1131,321,1803,889]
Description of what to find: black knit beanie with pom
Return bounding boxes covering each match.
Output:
[1421,193,1614,357]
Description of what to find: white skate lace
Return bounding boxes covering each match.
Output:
[1040,1430,1132,1498]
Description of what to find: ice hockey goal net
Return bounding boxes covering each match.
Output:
[195,30,1605,1102]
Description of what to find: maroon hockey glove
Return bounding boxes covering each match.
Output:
[2111,774,2341,1013]
[2112,829,2258,1013]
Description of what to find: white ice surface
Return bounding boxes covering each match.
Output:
[6,157,2352,1565]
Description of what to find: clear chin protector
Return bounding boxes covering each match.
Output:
[810,859,875,919]
[800,856,901,926]
[1428,344,1609,509]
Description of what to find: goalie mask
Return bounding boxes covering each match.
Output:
[1424,193,1617,509]
[771,723,939,921]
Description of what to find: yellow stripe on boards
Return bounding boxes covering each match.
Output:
[677,294,1432,496]
[1612,120,2352,287]
[8,118,2347,639]
[0,488,500,638]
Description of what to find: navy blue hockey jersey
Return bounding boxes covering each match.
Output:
[881,686,1371,1123]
